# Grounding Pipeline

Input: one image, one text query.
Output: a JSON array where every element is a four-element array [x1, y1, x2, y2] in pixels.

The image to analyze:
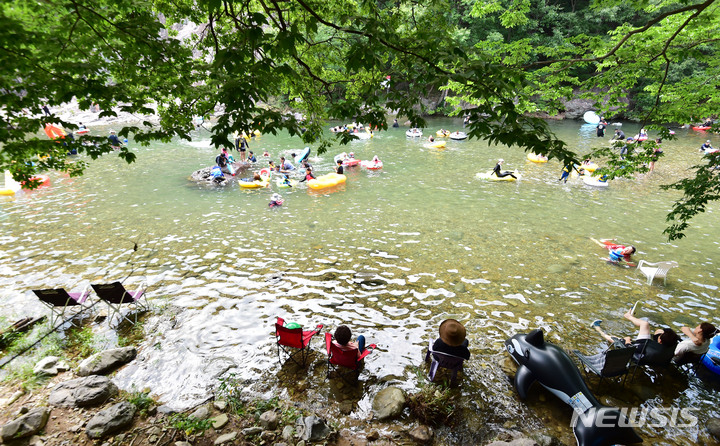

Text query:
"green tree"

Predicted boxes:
[[1, 0, 718, 239]]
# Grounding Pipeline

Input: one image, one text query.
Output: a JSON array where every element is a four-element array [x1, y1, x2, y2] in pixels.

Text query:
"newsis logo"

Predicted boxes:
[[570, 407, 698, 428]]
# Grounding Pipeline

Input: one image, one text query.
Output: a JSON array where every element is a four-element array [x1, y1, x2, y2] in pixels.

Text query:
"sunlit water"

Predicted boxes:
[[1, 119, 719, 444]]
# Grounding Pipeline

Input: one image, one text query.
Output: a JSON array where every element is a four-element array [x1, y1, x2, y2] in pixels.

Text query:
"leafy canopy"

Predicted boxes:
[[1, 0, 719, 239]]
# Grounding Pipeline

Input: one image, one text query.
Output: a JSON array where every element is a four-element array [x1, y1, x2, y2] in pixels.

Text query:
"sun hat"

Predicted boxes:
[[498, 158, 504, 162], [707, 140, 712, 143], [439, 319, 466, 347]]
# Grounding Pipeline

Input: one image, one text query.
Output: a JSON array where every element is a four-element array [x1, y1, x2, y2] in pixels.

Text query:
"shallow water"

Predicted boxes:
[[1, 119, 719, 444]]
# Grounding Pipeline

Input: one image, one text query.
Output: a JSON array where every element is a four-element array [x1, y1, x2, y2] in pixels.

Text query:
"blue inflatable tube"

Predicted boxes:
[[297, 146, 311, 164], [701, 336, 720, 375]]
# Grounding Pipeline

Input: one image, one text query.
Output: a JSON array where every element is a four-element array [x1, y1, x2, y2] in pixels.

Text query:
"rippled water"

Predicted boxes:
[[1, 119, 719, 444]]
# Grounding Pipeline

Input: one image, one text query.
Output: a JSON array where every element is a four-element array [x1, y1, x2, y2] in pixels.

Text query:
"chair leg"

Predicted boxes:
[[428, 360, 439, 382]]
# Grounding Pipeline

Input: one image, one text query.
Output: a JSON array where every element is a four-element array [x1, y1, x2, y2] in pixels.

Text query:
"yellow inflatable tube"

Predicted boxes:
[[308, 173, 346, 190], [527, 153, 548, 163]]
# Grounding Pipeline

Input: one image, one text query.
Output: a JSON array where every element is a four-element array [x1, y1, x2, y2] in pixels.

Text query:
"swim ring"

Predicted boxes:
[[21, 175, 50, 189], [583, 111, 600, 125], [582, 175, 609, 187], [308, 173, 346, 190], [76, 128, 90, 135], [692, 126, 711, 131], [701, 336, 720, 376], [476, 170, 519, 182], [238, 178, 269, 189], [436, 130, 450, 137], [527, 153, 548, 163], [44, 124, 66, 140], [581, 162, 599, 172], [360, 160, 383, 170], [406, 129, 423, 137], [449, 132, 467, 140], [430, 141, 447, 149], [297, 147, 311, 164], [259, 168, 271, 179]]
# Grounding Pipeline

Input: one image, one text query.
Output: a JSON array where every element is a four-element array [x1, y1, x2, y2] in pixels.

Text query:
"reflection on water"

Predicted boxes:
[[1, 119, 719, 444]]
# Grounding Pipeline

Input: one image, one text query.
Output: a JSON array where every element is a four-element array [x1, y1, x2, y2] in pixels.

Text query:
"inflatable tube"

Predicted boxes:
[[1, 171, 21, 196], [505, 330, 642, 446], [297, 147, 311, 164], [449, 132, 467, 140], [527, 153, 548, 163], [308, 173, 346, 190], [435, 130, 450, 137], [406, 129, 423, 137], [636, 136, 648, 141], [21, 174, 50, 189], [259, 168, 271, 179], [580, 162, 598, 172], [700, 336, 720, 376], [276, 178, 298, 188], [353, 131, 372, 140], [43, 124, 66, 140], [692, 126, 711, 131], [430, 141, 447, 149], [583, 111, 600, 125], [476, 170, 519, 181], [582, 175, 609, 187], [360, 160, 383, 170], [343, 158, 361, 167], [238, 178, 269, 189], [76, 128, 89, 135]]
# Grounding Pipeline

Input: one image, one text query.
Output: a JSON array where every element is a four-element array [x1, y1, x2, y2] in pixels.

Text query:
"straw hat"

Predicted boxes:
[[439, 319, 466, 347]]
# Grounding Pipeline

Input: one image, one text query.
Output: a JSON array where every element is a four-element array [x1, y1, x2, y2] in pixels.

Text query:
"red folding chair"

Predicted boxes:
[[274, 317, 323, 367], [325, 332, 376, 383]]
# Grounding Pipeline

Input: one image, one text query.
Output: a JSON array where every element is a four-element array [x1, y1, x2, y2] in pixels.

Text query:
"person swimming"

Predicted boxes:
[[492, 159, 517, 179]]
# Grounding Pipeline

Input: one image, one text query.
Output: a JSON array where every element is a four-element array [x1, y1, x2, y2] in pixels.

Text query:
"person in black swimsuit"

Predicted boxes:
[[492, 159, 517, 179]]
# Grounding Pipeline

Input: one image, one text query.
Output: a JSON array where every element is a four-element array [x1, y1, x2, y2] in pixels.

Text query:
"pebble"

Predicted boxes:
[[212, 413, 229, 430], [213, 400, 227, 411], [214, 431, 237, 444]]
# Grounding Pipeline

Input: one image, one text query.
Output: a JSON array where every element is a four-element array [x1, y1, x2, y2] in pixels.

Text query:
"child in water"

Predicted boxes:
[[591, 238, 636, 264], [269, 193, 283, 208]]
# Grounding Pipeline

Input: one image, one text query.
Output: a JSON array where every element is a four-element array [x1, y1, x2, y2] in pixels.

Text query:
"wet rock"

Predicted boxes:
[[0, 407, 50, 442], [85, 401, 136, 439], [708, 417, 720, 439], [48, 375, 118, 408], [242, 427, 262, 436], [33, 356, 69, 376], [408, 425, 433, 444], [454, 282, 467, 294], [338, 400, 354, 415], [215, 431, 238, 444], [296, 415, 332, 442], [213, 400, 227, 411], [189, 404, 210, 420], [77, 347, 137, 376], [372, 387, 406, 420], [191, 167, 231, 186], [259, 410, 279, 430], [212, 413, 229, 429]]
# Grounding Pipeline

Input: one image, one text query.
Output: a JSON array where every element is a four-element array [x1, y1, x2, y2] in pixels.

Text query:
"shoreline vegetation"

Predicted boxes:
[[0, 310, 544, 446]]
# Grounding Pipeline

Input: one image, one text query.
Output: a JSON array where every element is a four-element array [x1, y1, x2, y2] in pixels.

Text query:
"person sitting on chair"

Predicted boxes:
[[592, 308, 679, 364], [334, 325, 365, 355], [674, 322, 717, 363], [433, 319, 470, 360]]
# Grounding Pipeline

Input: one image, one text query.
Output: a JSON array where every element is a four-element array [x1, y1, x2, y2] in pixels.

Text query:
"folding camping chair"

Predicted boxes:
[[274, 317, 323, 367], [573, 345, 637, 389], [91, 281, 148, 326], [32, 286, 91, 327], [425, 339, 466, 383], [325, 332, 376, 384]]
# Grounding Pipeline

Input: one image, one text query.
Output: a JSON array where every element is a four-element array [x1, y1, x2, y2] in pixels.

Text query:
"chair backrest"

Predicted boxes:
[[432, 350, 465, 369], [275, 322, 304, 349], [32, 288, 78, 307], [91, 282, 133, 304], [655, 261, 678, 277], [601, 347, 636, 376], [326, 334, 361, 370], [634, 339, 676, 366]]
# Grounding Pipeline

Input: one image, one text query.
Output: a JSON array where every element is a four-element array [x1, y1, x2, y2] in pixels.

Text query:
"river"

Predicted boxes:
[[1, 119, 718, 445]]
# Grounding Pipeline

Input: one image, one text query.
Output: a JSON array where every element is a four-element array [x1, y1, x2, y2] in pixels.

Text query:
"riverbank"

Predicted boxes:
[[0, 312, 551, 446]]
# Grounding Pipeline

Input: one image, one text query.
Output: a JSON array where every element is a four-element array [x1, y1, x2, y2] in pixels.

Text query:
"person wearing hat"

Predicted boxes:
[[269, 193, 284, 208], [492, 159, 517, 179], [108, 130, 122, 148], [700, 140, 714, 152], [433, 319, 470, 360]]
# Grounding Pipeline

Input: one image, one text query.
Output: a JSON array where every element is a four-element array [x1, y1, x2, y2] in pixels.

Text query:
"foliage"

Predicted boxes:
[[166, 413, 213, 437], [117, 321, 145, 348], [1, 0, 719, 238], [126, 390, 156, 418], [216, 373, 248, 416], [407, 369, 456, 426], [65, 325, 98, 359]]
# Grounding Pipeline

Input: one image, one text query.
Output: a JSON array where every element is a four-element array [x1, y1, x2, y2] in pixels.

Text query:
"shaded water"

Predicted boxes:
[[1, 119, 719, 444]]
